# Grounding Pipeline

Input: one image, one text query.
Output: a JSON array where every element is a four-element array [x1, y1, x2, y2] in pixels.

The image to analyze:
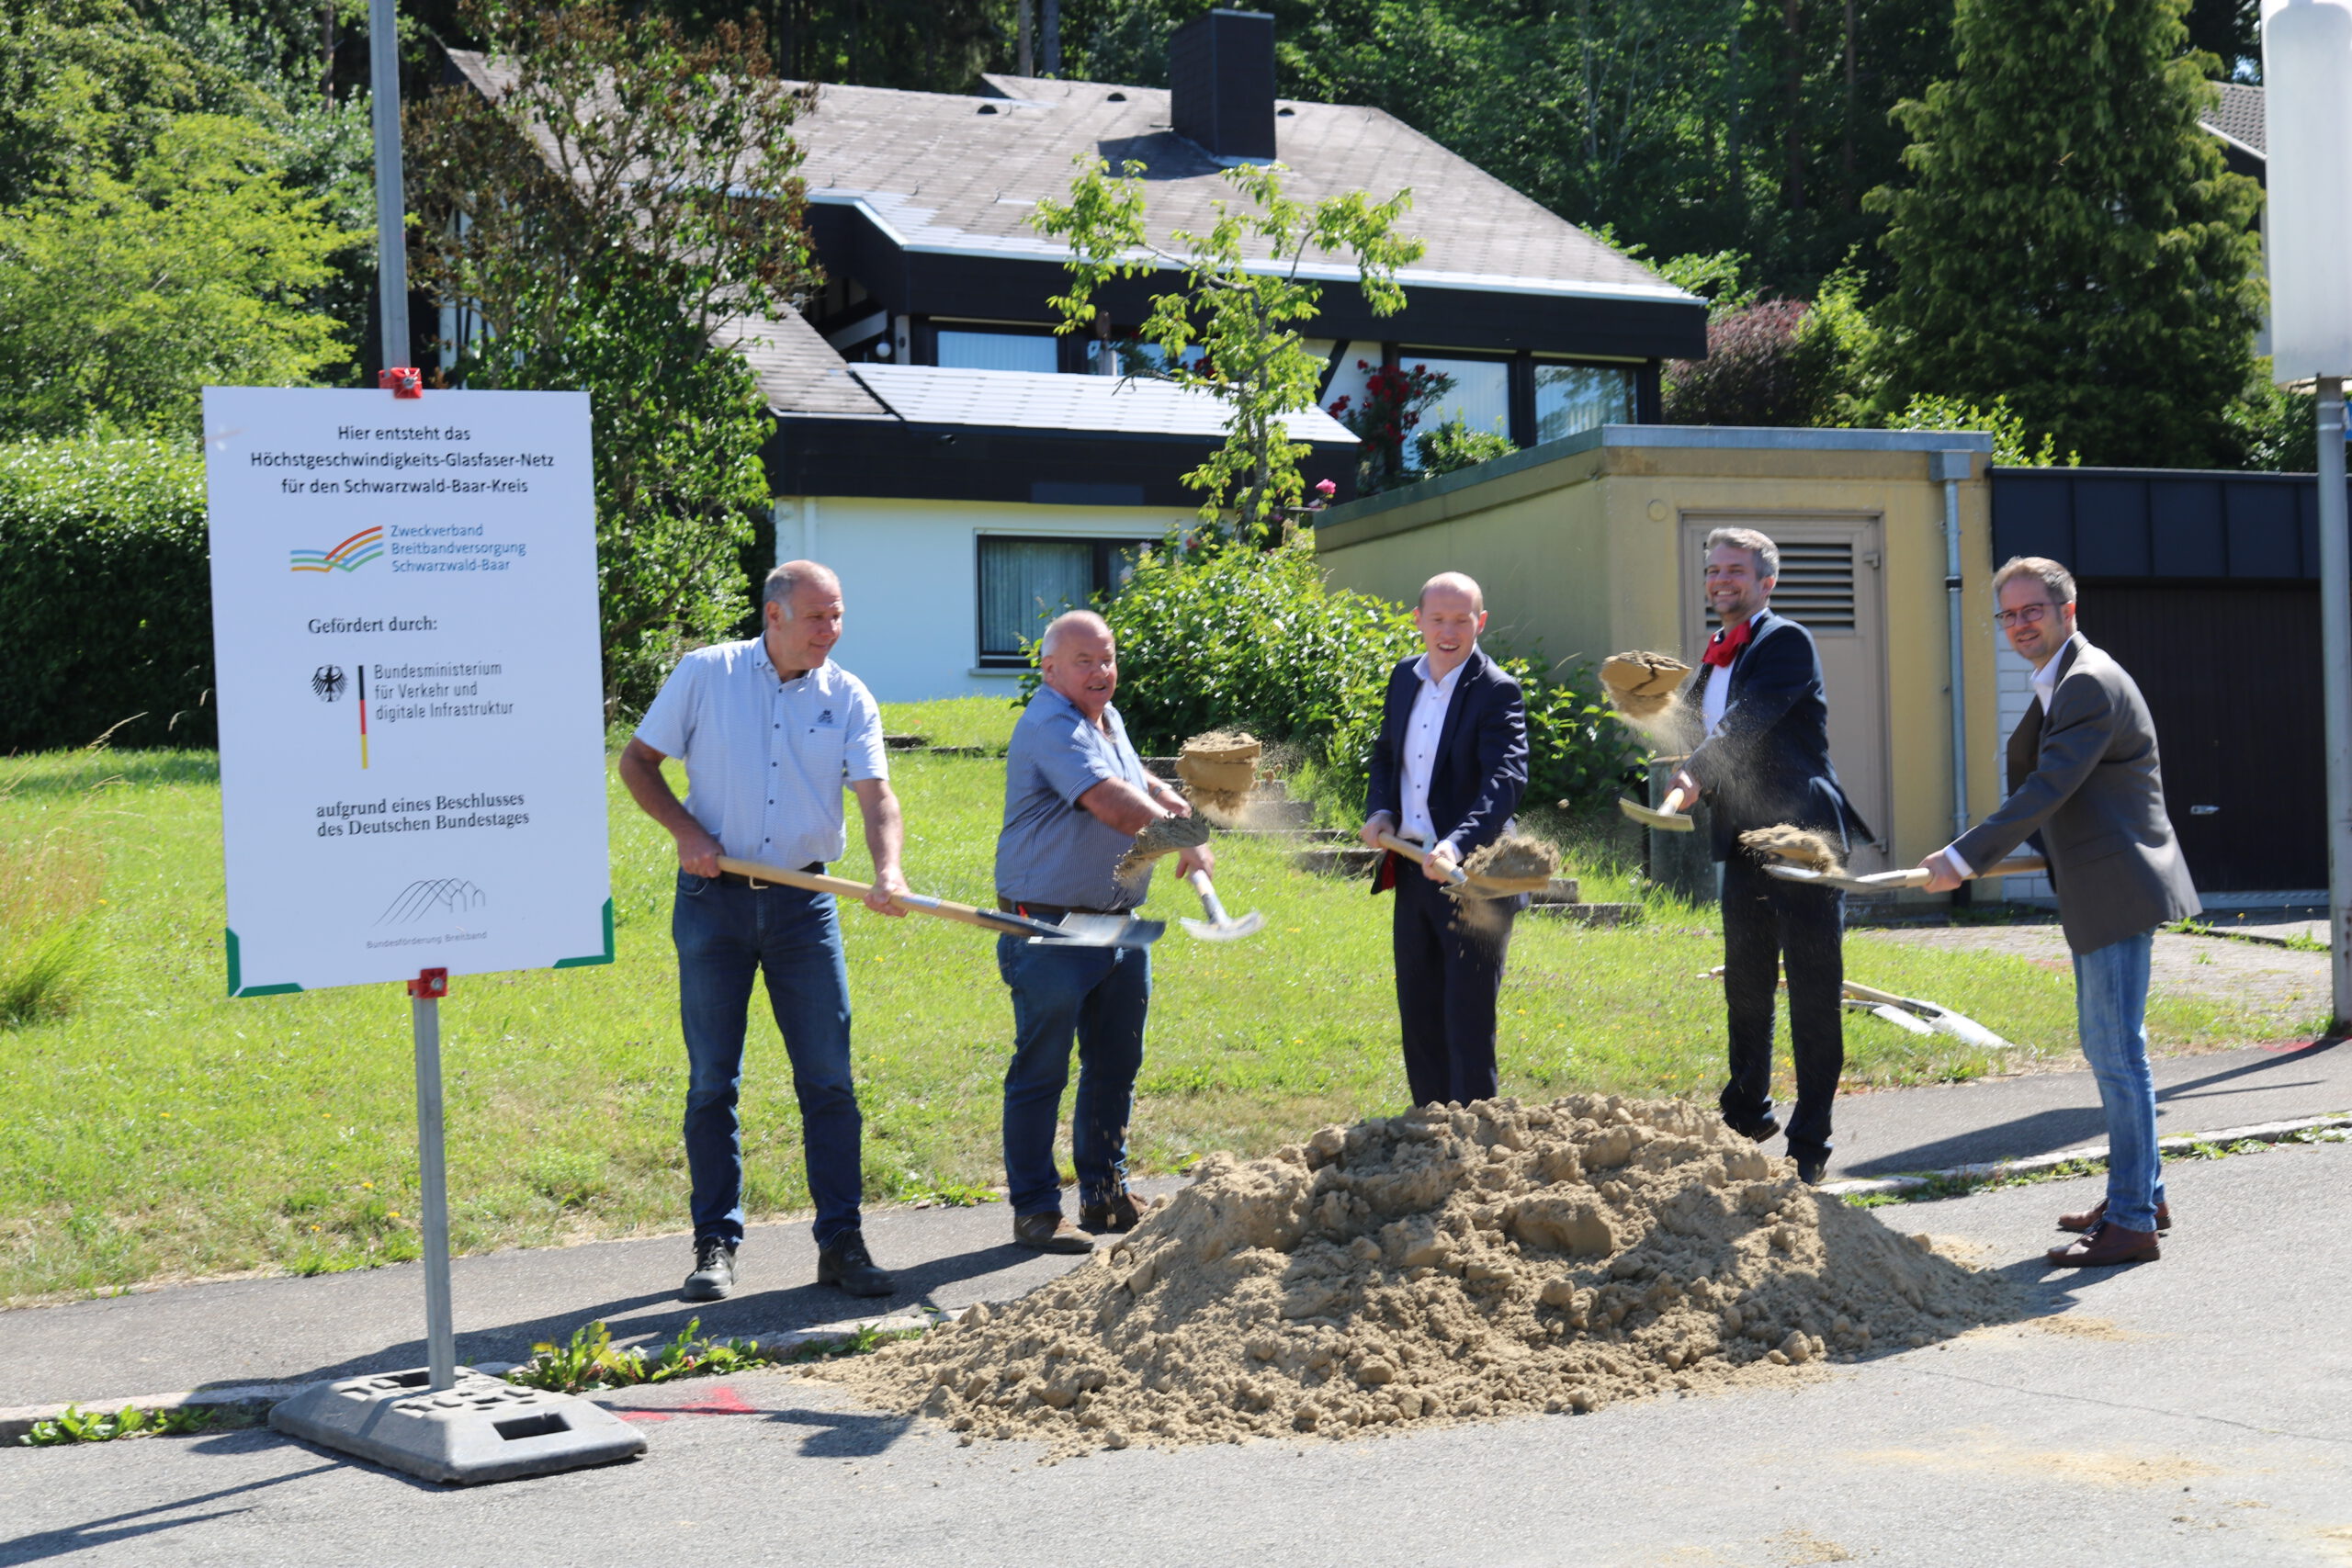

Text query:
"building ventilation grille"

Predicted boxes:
[[1772, 540, 1857, 631]]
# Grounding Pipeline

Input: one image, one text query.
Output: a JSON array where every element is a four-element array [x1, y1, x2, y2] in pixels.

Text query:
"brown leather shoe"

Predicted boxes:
[[2056, 1198, 2171, 1234], [1012, 1211, 1096, 1254], [2045, 1222, 2160, 1267], [1080, 1189, 1155, 1233]]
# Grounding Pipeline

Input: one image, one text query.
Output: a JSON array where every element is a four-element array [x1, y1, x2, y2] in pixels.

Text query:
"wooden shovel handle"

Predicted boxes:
[[1659, 784, 1690, 816], [714, 855, 1014, 935], [1376, 831, 1468, 885]]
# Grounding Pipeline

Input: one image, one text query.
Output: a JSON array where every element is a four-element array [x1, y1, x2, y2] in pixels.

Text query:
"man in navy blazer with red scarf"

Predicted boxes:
[[1359, 572, 1530, 1107], [1669, 527, 1869, 1183]]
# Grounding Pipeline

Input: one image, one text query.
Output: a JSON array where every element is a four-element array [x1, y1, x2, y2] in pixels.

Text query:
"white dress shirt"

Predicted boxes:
[[1399, 652, 1469, 846], [1941, 653, 2064, 879], [1702, 660, 1731, 737]]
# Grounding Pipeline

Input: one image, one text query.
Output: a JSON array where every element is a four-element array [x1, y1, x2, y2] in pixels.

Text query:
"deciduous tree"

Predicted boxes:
[[1033, 155, 1420, 541], [406, 1, 819, 716]]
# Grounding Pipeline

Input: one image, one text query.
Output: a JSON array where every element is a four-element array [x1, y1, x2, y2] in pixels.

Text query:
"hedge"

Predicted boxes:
[[0, 436, 215, 752]]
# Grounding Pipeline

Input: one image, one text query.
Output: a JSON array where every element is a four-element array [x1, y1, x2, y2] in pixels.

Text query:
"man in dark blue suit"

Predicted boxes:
[[1668, 528, 1869, 1183], [1358, 572, 1530, 1107]]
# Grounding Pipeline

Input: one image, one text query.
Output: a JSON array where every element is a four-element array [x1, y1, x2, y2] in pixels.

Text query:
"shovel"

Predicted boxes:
[[1762, 855, 2048, 895], [714, 856, 1163, 949], [1180, 868, 1264, 942], [1618, 783, 1694, 833]]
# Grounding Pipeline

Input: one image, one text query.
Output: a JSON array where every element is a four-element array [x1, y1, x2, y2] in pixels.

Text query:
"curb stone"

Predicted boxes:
[[1816, 1111, 2352, 1200], [0, 1311, 940, 1444]]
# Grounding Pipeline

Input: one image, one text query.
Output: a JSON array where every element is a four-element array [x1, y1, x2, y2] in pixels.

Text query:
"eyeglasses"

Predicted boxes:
[[1993, 602, 2058, 629]]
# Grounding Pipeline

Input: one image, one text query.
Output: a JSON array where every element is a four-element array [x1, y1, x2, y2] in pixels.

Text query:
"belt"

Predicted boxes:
[[998, 896, 1130, 919], [711, 863, 823, 887]]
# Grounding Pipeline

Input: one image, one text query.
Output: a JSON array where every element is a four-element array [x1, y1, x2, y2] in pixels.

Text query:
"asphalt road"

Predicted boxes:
[[6, 1138, 2347, 1567], [4, 1039, 2346, 1410]]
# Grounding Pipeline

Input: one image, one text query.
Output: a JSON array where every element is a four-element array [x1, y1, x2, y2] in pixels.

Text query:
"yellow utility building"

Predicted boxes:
[[1314, 426, 2007, 887]]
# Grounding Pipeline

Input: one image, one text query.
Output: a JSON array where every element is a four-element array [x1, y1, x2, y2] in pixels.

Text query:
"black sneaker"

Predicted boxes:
[[683, 1235, 737, 1302], [1794, 1152, 1828, 1186], [816, 1229, 896, 1298]]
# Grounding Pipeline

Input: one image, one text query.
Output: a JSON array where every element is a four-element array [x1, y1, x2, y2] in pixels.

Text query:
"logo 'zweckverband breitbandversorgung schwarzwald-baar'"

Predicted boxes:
[[290, 525, 385, 573]]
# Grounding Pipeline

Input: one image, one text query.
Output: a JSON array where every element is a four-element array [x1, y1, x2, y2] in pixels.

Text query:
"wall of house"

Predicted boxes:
[[775, 495, 1194, 703], [1313, 432, 2003, 894]]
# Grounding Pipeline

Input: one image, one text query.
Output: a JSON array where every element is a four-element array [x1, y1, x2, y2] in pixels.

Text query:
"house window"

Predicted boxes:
[[1534, 362, 1635, 444], [977, 536, 1152, 665], [937, 329, 1057, 374], [1397, 354, 1512, 466]]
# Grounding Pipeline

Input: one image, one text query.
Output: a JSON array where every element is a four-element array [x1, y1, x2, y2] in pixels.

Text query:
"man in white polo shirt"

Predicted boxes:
[[618, 559, 911, 1303]]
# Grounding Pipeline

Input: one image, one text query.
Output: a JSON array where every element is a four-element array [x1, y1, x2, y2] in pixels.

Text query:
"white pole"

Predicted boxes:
[[2316, 378, 2351, 1029], [410, 976, 458, 1392], [368, 0, 409, 371]]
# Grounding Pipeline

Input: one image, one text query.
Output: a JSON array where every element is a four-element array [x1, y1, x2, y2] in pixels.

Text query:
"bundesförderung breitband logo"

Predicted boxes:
[[290, 525, 385, 573]]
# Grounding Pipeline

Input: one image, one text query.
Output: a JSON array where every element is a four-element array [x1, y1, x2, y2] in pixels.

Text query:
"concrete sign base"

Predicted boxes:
[[270, 1367, 645, 1484]]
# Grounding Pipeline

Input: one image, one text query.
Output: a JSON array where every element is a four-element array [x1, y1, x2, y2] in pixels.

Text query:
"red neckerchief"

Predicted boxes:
[[1702, 617, 1755, 670]]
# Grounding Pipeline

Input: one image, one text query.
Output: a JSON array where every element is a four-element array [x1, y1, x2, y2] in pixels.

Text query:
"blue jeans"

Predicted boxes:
[[2074, 928, 2164, 1232], [996, 933, 1149, 1218], [673, 873, 863, 1249]]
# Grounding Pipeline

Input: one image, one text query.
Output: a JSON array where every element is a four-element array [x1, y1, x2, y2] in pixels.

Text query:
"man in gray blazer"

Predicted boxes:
[[1921, 556, 2199, 1268]]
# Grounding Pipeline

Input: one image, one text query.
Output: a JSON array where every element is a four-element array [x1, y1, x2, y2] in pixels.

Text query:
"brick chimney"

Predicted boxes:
[[1169, 9, 1277, 163]]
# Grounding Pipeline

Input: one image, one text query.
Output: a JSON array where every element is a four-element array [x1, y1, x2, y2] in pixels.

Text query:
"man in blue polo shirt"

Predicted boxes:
[[619, 559, 910, 1302], [995, 610, 1210, 1253]]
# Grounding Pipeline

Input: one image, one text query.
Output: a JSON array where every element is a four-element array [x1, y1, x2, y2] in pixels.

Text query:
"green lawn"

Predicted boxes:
[[0, 703, 2292, 1301]]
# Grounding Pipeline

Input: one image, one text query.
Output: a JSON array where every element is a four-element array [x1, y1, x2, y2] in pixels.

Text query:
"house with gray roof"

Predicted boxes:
[[449, 8, 1703, 699]]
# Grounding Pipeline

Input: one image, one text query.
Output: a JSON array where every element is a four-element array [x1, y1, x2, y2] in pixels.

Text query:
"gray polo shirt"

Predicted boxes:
[[634, 639, 888, 867], [995, 685, 1155, 910]]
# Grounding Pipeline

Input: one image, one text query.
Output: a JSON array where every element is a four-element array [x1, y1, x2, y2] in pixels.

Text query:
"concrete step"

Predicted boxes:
[[1295, 845, 1381, 878], [1237, 798, 1316, 829], [1525, 902, 1641, 927]]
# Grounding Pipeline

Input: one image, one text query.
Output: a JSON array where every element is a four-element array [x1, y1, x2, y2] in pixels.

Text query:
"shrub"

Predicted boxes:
[[1663, 299, 1835, 427], [1894, 394, 2075, 468], [0, 435, 213, 751], [1038, 536, 1633, 821]]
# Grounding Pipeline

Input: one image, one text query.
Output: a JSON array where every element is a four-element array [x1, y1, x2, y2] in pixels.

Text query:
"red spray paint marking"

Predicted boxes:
[[608, 1383, 761, 1424]]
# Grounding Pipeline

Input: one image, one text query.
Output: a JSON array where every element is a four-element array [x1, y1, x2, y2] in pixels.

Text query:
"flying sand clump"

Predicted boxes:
[[1738, 824, 1846, 877], [808, 1097, 2020, 1458], [1452, 834, 1562, 897], [1175, 730, 1262, 828]]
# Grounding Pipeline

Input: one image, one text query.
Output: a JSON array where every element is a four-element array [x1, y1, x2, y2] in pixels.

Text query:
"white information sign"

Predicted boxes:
[[204, 387, 611, 995]]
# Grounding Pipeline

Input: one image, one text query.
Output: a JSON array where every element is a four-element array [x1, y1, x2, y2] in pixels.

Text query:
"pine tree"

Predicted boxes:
[[1866, 0, 2263, 467]]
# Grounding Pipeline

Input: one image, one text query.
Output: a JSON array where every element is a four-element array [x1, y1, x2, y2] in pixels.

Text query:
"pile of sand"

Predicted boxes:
[[1739, 824, 1845, 876], [1455, 833, 1561, 896], [810, 1097, 2018, 1456]]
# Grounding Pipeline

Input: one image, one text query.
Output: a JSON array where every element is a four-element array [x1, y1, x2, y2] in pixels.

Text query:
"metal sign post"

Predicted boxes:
[[408, 968, 457, 1392], [2317, 380, 2352, 1031], [2258, 0, 2352, 1032], [250, 0, 642, 1483], [368, 0, 409, 373]]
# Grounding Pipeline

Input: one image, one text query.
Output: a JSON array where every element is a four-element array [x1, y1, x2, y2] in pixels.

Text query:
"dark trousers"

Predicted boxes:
[[995, 933, 1150, 1219], [673, 873, 863, 1249], [1719, 852, 1845, 1159], [1393, 869, 1517, 1107]]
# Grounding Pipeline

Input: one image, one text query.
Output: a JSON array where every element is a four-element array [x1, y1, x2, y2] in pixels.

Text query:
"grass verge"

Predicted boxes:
[[0, 702, 2294, 1301]]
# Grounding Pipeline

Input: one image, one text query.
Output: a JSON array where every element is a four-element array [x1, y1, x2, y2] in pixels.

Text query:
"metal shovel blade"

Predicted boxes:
[[1028, 913, 1165, 949], [1617, 795, 1694, 832], [1180, 908, 1266, 942], [1765, 863, 1893, 895]]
